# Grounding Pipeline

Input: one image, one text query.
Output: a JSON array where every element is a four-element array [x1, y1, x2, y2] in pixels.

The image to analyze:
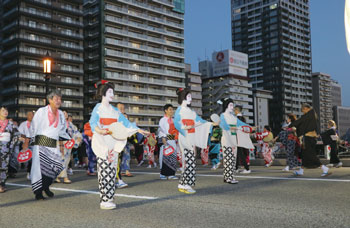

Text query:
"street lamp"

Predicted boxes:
[[43, 51, 52, 105]]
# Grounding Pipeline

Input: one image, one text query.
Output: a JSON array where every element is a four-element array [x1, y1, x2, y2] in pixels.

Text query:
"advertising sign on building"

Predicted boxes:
[[212, 49, 248, 77]]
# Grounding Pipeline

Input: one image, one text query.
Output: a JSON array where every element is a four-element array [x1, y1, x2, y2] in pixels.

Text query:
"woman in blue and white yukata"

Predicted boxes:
[[89, 81, 149, 210], [219, 98, 254, 184], [174, 88, 214, 194]]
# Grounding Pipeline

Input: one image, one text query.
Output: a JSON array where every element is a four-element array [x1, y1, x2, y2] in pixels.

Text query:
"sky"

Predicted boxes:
[[184, 0, 350, 106]]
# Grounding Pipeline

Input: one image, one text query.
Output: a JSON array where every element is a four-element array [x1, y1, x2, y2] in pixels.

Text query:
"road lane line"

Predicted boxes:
[[130, 171, 350, 183], [6, 183, 158, 200]]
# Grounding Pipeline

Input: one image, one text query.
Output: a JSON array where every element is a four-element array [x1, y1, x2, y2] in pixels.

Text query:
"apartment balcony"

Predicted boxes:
[[105, 16, 184, 41], [105, 61, 184, 79], [105, 4, 184, 29], [105, 27, 183, 49], [105, 73, 185, 88], [114, 97, 177, 107], [117, 0, 184, 20], [105, 38, 184, 58], [126, 109, 164, 117], [114, 85, 177, 97], [105, 49, 185, 68]]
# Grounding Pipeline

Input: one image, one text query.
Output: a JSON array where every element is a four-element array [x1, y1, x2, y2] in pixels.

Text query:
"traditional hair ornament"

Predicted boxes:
[[94, 80, 109, 88], [178, 88, 184, 92], [217, 100, 223, 105]]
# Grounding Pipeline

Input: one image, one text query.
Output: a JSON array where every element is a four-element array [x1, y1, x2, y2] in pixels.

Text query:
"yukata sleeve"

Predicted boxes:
[[174, 107, 185, 136], [158, 118, 167, 138], [195, 113, 207, 125], [219, 114, 230, 131], [59, 112, 71, 141], [28, 108, 42, 138], [89, 104, 100, 133], [113, 107, 139, 129]]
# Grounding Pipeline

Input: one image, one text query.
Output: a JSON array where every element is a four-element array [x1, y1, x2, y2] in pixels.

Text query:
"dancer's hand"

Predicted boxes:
[[138, 129, 150, 136], [184, 125, 194, 130], [162, 137, 167, 145], [212, 122, 219, 126], [96, 128, 109, 135], [230, 126, 237, 131]]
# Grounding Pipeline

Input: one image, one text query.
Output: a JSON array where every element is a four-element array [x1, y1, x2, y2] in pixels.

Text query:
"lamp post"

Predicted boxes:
[[43, 51, 52, 105]]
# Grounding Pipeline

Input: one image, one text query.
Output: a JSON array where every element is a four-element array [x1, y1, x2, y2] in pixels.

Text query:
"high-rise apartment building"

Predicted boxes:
[[0, 0, 84, 127], [84, 0, 185, 128], [331, 79, 342, 107], [312, 72, 332, 132], [231, 0, 312, 130], [185, 64, 202, 116]]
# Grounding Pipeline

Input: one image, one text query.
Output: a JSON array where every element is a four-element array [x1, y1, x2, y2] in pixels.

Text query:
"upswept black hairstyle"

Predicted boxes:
[[218, 98, 234, 113], [163, 104, 174, 112], [176, 88, 190, 105], [95, 81, 115, 100]]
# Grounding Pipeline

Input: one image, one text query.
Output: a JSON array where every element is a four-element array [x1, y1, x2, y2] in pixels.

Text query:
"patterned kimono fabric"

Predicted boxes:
[[83, 134, 96, 174], [174, 105, 211, 188], [8, 137, 21, 175], [200, 146, 209, 165], [30, 106, 70, 195], [0, 120, 18, 187], [220, 113, 239, 182], [158, 115, 178, 176], [220, 112, 254, 182], [121, 143, 131, 172], [278, 130, 300, 169], [144, 134, 156, 166], [90, 103, 138, 203], [209, 126, 222, 166]]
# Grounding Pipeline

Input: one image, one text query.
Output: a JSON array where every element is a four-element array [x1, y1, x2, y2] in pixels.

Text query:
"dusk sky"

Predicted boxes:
[[184, 0, 350, 106]]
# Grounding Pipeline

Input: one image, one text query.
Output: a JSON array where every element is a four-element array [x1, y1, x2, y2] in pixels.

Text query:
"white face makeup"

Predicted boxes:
[[227, 102, 234, 113], [186, 93, 192, 105], [105, 88, 114, 102]]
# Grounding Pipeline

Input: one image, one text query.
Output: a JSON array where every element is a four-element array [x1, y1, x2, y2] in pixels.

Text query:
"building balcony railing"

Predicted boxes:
[[117, 0, 184, 20], [105, 49, 184, 68], [61, 103, 84, 108], [105, 38, 184, 58], [105, 61, 184, 78], [114, 97, 177, 106], [105, 26, 183, 49], [126, 109, 164, 116], [105, 72, 184, 88], [19, 86, 45, 93], [105, 3, 184, 29], [105, 15, 184, 40], [114, 85, 176, 97]]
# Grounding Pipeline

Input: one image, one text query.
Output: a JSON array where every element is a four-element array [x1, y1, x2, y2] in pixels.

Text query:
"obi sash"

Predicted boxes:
[[229, 124, 237, 136], [182, 119, 195, 133], [100, 118, 117, 126]]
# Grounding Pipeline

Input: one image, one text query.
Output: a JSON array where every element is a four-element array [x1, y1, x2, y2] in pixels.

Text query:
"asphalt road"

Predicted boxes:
[[1, 165, 350, 228]]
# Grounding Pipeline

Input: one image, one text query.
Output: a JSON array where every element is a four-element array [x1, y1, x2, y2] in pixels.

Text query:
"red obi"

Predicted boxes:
[[182, 119, 195, 133], [100, 118, 117, 125]]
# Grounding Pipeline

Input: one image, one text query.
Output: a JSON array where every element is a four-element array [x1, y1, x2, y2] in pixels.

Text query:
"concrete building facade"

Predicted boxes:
[[312, 72, 333, 133]]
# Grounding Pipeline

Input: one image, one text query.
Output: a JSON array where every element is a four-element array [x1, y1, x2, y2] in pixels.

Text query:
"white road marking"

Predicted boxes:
[[6, 183, 158, 200], [131, 171, 350, 183]]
